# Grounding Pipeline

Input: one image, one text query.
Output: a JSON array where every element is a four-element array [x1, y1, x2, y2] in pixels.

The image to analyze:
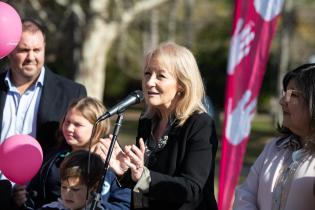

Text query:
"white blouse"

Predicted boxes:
[[233, 137, 315, 210]]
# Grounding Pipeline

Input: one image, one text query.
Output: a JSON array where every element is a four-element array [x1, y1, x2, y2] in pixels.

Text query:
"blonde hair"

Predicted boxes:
[[142, 42, 206, 125], [60, 97, 110, 146]]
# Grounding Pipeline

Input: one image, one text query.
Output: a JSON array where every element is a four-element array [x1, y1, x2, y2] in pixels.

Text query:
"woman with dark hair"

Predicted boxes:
[[233, 63, 315, 210]]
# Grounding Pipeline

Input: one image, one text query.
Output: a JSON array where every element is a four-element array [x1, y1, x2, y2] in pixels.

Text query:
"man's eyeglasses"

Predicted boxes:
[[281, 89, 303, 102]]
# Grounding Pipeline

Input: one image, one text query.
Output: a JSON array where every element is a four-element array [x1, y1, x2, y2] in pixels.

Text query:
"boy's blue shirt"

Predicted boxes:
[[38, 198, 106, 210]]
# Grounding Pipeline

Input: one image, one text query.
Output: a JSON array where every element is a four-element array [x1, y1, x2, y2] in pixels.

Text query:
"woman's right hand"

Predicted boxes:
[[93, 135, 129, 176]]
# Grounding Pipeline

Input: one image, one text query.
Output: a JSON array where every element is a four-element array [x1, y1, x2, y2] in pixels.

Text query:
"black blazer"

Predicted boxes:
[[131, 112, 218, 210], [0, 67, 87, 155]]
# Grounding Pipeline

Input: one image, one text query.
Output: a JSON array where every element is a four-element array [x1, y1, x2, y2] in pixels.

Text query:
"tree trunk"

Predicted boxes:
[[184, 0, 195, 48], [168, 0, 180, 42], [150, 9, 159, 49], [75, 19, 118, 99], [75, 0, 173, 99]]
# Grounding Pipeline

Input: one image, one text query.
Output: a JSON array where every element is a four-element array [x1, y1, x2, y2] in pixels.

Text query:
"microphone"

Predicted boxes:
[[0, 180, 12, 209], [96, 90, 144, 123]]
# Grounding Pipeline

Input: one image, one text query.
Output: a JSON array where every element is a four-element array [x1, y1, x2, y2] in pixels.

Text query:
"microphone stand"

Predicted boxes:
[[90, 113, 124, 210]]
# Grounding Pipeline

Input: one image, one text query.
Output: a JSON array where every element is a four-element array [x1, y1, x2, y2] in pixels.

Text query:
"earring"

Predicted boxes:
[[177, 91, 182, 96]]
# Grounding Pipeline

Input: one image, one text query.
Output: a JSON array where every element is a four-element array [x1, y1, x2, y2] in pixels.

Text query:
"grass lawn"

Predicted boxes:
[[114, 110, 277, 197]]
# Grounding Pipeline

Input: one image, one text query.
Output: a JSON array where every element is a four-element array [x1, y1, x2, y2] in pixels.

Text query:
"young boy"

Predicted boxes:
[[39, 150, 113, 210]]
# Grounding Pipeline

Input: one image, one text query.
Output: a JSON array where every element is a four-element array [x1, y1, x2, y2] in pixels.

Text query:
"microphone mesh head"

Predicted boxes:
[[133, 90, 144, 102]]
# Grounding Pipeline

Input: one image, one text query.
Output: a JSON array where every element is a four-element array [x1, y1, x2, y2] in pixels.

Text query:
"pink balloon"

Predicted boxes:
[[0, 135, 43, 184], [0, 2, 22, 59]]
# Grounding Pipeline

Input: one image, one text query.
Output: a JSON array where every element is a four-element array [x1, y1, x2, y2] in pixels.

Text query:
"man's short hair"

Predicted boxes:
[[22, 19, 46, 40]]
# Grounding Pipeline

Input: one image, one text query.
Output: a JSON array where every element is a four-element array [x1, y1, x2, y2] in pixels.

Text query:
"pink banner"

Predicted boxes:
[[218, 0, 284, 210]]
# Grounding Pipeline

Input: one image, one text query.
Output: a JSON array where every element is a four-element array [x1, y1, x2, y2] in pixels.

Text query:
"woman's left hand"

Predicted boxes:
[[92, 135, 129, 176], [124, 138, 146, 182]]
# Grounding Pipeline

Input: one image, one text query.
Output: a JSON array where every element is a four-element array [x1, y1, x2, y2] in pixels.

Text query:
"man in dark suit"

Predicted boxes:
[[0, 19, 87, 157], [0, 19, 87, 208]]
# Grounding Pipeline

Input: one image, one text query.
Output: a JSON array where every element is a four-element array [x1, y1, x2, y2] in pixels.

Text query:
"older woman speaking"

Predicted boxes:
[[100, 42, 218, 210]]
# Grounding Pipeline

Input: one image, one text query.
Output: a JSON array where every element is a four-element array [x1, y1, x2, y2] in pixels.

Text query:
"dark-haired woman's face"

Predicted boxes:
[[279, 79, 313, 138]]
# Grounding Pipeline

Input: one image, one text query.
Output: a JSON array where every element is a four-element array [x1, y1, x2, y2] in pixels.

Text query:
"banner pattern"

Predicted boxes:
[[218, 0, 284, 209]]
